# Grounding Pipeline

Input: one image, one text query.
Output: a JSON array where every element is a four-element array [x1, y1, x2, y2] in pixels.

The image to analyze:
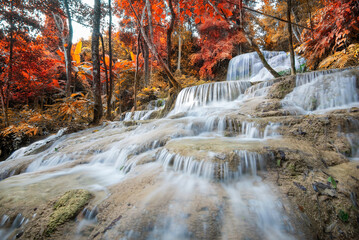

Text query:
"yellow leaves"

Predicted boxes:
[[1, 123, 39, 138], [74, 41, 82, 55], [114, 59, 135, 71], [51, 92, 92, 122], [142, 87, 151, 93], [318, 44, 359, 70], [28, 113, 52, 123], [70, 92, 85, 98], [130, 52, 136, 61], [72, 41, 82, 64], [105, 55, 110, 67]]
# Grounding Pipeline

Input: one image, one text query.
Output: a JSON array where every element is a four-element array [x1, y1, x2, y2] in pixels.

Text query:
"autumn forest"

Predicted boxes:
[[0, 0, 359, 239]]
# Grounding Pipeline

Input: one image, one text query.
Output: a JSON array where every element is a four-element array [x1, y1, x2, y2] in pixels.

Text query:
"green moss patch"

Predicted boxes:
[[45, 189, 93, 236]]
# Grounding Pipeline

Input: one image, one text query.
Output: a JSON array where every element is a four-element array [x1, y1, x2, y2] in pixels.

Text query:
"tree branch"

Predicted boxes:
[[127, 0, 181, 90], [225, 0, 313, 31]]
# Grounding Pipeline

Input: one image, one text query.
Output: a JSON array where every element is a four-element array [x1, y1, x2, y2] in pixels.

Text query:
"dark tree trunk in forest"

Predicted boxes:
[[100, 34, 109, 96], [107, 0, 113, 120], [2, 0, 14, 126], [287, 0, 296, 75], [145, 0, 154, 42], [177, 2, 181, 73], [64, 0, 73, 96], [166, 0, 176, 72], [0, 83, 8, 127], [127, 1, 181, 90], [142, 37, 150, 85], [134, 32, 141, 111], [92, 0, 103, 124]]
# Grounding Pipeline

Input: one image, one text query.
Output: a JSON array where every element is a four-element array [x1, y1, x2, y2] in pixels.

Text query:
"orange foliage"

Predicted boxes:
[[301, 0, 359, 68]]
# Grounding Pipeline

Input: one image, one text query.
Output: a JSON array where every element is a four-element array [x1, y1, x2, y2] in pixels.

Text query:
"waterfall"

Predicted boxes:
[[157, 149, 267, 182], [4, 51, 358, 240], [0, 214, 28, 240], [123, 99, 165, 121], [240, 80, 275, 100], [282, 68, 359, 113], [226, 51, 305, 82], [171, 80, 251, 114]]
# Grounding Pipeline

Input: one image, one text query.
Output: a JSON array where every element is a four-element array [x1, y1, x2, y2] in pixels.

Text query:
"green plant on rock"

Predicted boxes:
[[278, 69, 291, 76], [328, 176, 337, 189], [45, 189, 93, 236], [338, 209, 349, 223], [298, 63, 307, 73]]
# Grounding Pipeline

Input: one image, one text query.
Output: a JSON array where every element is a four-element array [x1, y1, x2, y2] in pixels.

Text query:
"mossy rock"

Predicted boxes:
[[268, 76, 295, 99], [45, 189, 93, 236]]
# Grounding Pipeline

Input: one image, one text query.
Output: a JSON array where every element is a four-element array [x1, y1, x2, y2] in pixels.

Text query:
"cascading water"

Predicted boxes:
[[123, 99, 165, 121], [282, 68, 359, 113], [226, 51, 305, 82], [3, 52, 359, 239], [170, 81, 251, 115]]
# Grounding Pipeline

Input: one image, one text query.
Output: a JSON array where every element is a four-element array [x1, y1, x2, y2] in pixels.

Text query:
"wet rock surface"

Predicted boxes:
[[1, 67, 359, 239]]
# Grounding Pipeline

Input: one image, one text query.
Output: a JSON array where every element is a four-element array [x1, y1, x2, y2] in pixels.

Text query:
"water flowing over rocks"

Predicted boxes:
[[1, 53, 359, 239], [226, 51, 305, 82]]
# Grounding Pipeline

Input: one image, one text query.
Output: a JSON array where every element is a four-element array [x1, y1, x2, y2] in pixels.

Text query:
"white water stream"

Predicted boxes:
[[1, 53, 359, 239], [226, 51, 305, 82]]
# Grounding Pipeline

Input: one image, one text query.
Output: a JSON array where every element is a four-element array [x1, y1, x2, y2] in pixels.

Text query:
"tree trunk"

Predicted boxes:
[[0, 83, 9, 127], [287, 0, 296, 75], [92, 0, 103, 124], [134, 32, 141, 111], [306, 0, 314, 38], [64, 0, 73, 97], [176, 0, 181, 73], [291, 9, 302, 43], [127, 1, 181, 90], [166, 0, 176, 72], [107, 0, 113, 120], [145, 0, 154, 42], [51, 12, 69, 94], [3, 0, 14, 127], [177, 32, 182, 73], [100, 34, 109, 96], [142, 37, 150, 85], [117, 79, 122, 116]]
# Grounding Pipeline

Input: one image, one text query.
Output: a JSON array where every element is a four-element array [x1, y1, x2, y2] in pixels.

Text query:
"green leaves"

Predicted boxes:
[[328, 176, 337, 189], [338, 209, 349, 222]]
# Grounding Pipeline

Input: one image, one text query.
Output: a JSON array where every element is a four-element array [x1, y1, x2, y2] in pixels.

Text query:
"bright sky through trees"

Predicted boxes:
[[73, 0, 92, 41]]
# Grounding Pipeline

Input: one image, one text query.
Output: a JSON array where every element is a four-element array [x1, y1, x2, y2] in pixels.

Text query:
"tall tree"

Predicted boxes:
[[127, 0, 182, 90], [166, 0, 176, 72], [107, 0, 114, 120], [92, 0, 103, 124], [0, 0, 43, 126], [64, 0, 73, 96], [287, 0, 296, 75], [133, 32, 141, 111]]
